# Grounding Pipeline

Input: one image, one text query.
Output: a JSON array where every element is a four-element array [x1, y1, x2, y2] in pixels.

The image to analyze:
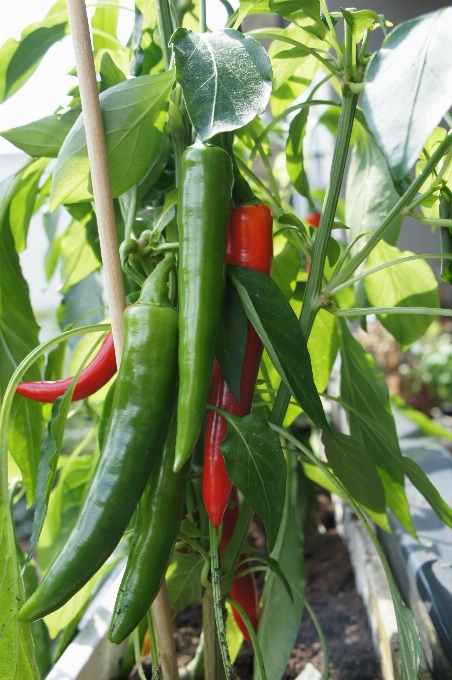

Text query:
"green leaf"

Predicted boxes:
[[268, 0, 327, 40], [92, 0, 118, 51], [255, 459, 306, 680], [1, 109, 79, 158], [166, 552, 204, 611], [345, 130, 402, 252], [0, 505, 38, 680], [215, 277, 248, 402], [170, 28, 272, 141], [322, 431, 387, 525], [272, 234, 300, 300], [286, 107, 310, 201], [218, 411, 286, 552], [25, 388, 75, 571], [99, 52, 126, 92], [229, 265, 331, 433], [401, 457, 452, 529], [9, 158, 49, 252], [50, 71, 174, 208], [363, 7, 452, 180], [0, 174, 42, 501], [0, 0, 68, 103], [341, 8, 385, 43], [306, 308, 339, 393], [338, 319, 415, 536], [60, 216, 102, 292], [364, 240, 439, 348], [391, 394, 452, 443], [252, 556, 293, 602]]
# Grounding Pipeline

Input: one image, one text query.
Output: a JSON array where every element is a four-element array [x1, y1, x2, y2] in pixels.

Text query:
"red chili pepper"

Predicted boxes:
[[220, 487, 259, 644], [203, 202, 273, 527], [16, 332, 117, 403], [305, 211, 321, 228]]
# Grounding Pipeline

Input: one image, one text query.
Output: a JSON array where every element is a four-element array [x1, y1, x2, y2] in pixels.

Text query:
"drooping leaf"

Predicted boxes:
[[364, 7, 452, 180], [269, 0, 327, 40], [338, 319, 416, 536], [92, 0, 118, 51], [99, 52, 126, 92], [345, 130, 402, 252], [9, 158, 50, 252], [322, 431, 387, 527], [215, 277, 248, 401], [229, 265, 331, 433], [1, 109, 79, 158], [341, 8, 387, 44], [219, 411, 286, 552], [0, 0, 68, 103], [50, 71, 175, 208], [401, 457, 452, 529], [255, 458, 306, 680], [170, 28, 272, 141], [166, 552, 204, 611], [60, 217, 102, 292], [286, 107, 310, 201], [307, 308, 339, 393], [364, 240, 439, 348]]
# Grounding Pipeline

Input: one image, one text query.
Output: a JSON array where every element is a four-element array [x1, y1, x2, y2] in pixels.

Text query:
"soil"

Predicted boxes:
[[129, 490, 382, 680]]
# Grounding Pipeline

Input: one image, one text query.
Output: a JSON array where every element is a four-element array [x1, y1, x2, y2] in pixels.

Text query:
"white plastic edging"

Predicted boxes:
[[46, 568, 127, 680]]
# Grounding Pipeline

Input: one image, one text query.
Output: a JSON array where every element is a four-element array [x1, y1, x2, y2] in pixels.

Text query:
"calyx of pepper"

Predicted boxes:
[[138, 252, 175, 307]]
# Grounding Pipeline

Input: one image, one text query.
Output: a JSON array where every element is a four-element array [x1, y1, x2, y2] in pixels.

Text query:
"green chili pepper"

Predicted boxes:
[[19, 255, 179, 623], [174, 142, 233, 472], [109, 398, 191, 644]]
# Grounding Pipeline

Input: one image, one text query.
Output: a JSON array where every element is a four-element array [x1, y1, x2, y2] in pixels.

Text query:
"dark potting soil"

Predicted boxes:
[[129, 490, 382, 680]]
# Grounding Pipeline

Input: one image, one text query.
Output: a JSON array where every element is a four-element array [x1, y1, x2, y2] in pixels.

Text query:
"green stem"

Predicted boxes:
[[235, 157, 284, 214], [302, 598, 330, 680], [318, 0, 343, 60], [227, 598, 267, 680], [147, 611, 160, 674], [124, 185, 138, 241], [156, 0, 173, 70], [199, 0, 206, 32], [133, 628, 147, 680], [332, 130, 452, 288], [404, 210, 452, 228], [209, 524, 236, 680], [270, 91, 358, 427]]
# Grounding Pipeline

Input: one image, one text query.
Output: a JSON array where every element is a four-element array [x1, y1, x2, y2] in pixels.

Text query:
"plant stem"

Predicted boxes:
[[332, 131, 452, 289], [332, 306, 452, 318], [156, 0, 173, 70], [199, 0, 206, 32], [302, 598, 330, 680], [209, 523, 236, 680], [150, 583, 179, 680], [270, 91, 358, 427], [202, 588, 227, 680], [227, 597, 267, 680], [147, 611, 160, 675]]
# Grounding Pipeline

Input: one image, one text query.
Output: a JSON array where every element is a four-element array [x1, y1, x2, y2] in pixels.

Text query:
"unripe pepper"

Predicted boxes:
[[174, 142, 233, 472], [203, 202, 273, 527], [109, 399, 191, 644], [19, 256, 179, 623], [220, 487, 259, 644]]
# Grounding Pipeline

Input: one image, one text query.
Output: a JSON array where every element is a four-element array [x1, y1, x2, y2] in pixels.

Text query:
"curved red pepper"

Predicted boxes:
[[305, 212, 321, 228], [203, 202, 273, 528], [16, 332, 117, 403], [220, 487, 259, 645]]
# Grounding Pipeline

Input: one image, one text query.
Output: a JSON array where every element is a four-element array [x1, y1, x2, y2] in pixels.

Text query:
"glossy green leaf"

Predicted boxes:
[[170, 28, 272, 141], [218, 411, 286, 552], [99, 52, 126, 92], [166, 552, 204, 611], [338, 319, 415, 536], [229, 265, 331, 433], [9, 158, 49, 252], [255, 459, 306, 680], [286, 107, 310, 200], [345, 130, 402, 252], [322, 431, 387, 525], [50, 71, 174, 208], [215, 277, 248, 401], [1, 109, 79, 158], [0, 175, 41, 502], [0, 0, 68, 103], [364, 8, 452, 179], [269, 0, 327, 40], [364, 240, 439, 348]]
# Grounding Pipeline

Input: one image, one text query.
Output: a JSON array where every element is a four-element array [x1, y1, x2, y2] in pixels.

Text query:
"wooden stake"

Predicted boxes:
[[151, 582, 180, 680], [67, 4, 179, 679], [66, 0, 126, 361]]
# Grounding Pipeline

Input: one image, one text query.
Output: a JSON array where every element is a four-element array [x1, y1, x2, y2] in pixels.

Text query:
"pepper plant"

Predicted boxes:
[[1, 1, 452, 679]]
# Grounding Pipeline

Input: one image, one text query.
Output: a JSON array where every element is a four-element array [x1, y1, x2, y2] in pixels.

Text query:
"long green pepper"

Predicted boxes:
[[109, 399, 191, 644], [19, 256, 179, 623], [174, 142, 233, 471]]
